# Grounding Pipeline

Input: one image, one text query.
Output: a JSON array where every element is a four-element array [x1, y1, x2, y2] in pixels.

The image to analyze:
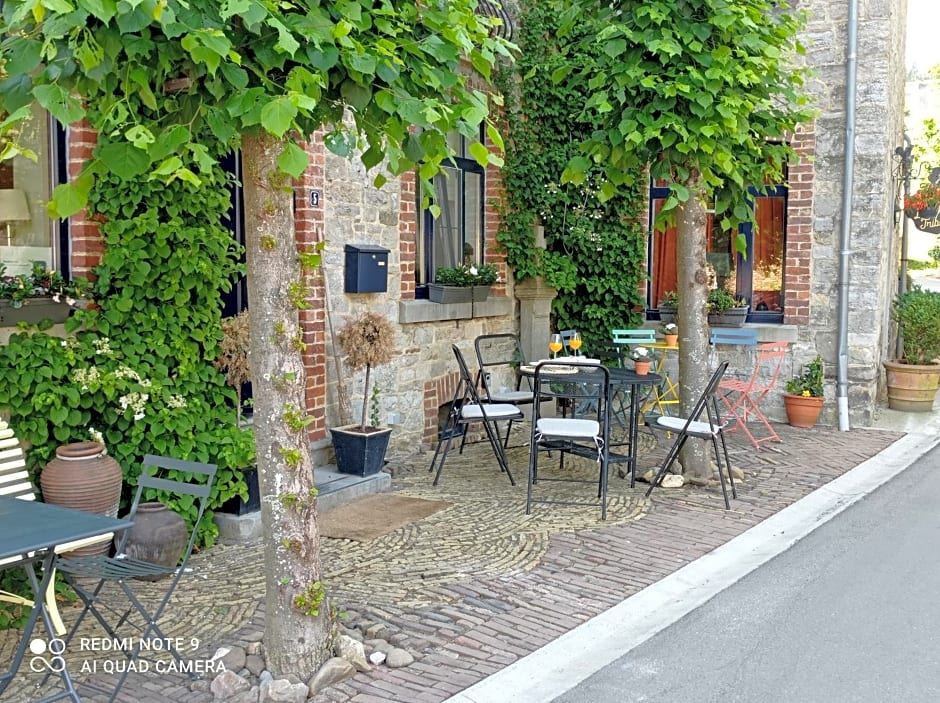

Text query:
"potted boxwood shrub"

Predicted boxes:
[[332, 311, 396, 475], [884, 286, 940, 411], [783, 355, 825, 428], [707, 288, 749, 327]]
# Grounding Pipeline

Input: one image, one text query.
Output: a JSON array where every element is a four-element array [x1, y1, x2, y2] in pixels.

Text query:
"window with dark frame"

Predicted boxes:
[[648, 178, 788, 324], [415, 130, 485, 298]]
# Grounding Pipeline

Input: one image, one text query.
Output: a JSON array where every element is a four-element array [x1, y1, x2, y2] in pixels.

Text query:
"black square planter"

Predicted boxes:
[[330, 425, 392, 476], [219, 466, 261, 515]]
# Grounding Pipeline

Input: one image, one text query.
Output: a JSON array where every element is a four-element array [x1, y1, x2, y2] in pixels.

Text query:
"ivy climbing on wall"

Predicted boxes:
[[495, 0, 650, 344], [0, 140, 253, 549]]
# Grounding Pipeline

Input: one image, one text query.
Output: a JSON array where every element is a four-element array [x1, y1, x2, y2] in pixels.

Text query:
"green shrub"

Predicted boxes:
[[786, 355, 824, 397], [894, 286, 940, 364], [707, 288, 742, 314]]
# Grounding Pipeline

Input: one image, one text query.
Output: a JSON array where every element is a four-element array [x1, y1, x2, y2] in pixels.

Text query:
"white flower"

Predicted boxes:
[[88, 427, 104, 444], [468, 266, 478, 277], [662, 323, 677, 333], [632, 346, 651, 360]]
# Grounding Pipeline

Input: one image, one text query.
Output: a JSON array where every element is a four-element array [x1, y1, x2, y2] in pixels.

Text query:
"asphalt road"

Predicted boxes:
[[552, 445, 940, 703]]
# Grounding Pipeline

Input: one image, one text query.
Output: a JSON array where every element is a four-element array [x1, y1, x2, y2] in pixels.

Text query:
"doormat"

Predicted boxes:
[[319, 494, 451, 542]]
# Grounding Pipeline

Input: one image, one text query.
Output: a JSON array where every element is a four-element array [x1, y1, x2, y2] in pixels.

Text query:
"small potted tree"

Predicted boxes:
[[213, 310, 260, 514], [783, 355, 824, 428], [331, 311, 396, 475], [884, 287, 940, 411]]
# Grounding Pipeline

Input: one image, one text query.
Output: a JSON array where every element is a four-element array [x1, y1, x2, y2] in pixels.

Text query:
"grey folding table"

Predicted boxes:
[[0, 496, 131, 702]]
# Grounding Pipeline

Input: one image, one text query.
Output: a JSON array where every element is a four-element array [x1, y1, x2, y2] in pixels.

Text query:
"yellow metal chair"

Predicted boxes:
[[642, 340, 681, 418]]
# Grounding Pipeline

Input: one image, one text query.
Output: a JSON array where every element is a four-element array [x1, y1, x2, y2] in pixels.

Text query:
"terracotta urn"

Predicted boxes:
[[119, 502, 188, 580], [40, 441, 123, 557]]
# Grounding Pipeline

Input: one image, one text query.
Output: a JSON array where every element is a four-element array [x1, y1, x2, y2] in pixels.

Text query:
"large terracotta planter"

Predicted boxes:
[[119, 502, 188, 580], [783, 393, 824, 428], [883, 359, 940, 412], [40, 441, 123, 557]]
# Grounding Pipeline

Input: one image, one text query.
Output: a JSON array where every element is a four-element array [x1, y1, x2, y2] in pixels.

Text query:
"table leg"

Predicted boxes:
[[0, 552, 81, 703], [629, 384, 639, 488]]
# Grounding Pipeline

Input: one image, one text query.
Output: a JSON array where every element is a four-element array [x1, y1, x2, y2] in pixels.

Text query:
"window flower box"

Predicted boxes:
[[428, 284, 473, 304], [0, 297, 71, 326]]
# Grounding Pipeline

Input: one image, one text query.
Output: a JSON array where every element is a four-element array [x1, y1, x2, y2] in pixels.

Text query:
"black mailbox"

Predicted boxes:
[[344, 244, 389, 293]]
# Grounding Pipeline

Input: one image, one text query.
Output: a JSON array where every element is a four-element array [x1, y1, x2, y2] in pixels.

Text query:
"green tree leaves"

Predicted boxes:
[[0, 0, 514, 211]]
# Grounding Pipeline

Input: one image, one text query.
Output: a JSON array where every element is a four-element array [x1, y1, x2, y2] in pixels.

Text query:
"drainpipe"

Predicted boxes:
[[836, 0, 859, 432], [895, 136, 913, 358]]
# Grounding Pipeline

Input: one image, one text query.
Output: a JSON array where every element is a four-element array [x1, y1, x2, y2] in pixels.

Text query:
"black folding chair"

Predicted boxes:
[[474, 333, 534, 447], [430, 345, 524, 486], [645, 362, 737, 508], [54, 455, 217, 701], [527, 361, 612, 519]]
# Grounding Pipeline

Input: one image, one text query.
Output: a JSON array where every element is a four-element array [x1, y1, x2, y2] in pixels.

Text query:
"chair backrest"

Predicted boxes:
[[475, 334, 526, 395], [452, 345, 487, 407], [709, 328, 758, 346], [122, 455, 218, 562], [737, 341, 790, 392], [0, 421, 34, 501], [612, 329, 656, 346], [682, 362, 730, 430], [531, 361, 611, 427]]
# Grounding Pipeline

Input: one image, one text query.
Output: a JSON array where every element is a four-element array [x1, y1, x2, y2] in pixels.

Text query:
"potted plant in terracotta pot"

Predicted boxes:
[[884, 286, 940, 411], [630, 345, 656, 375], [332, 311, 396, 475], [659, 322, 678, 347], [783, 355, 824, 428]]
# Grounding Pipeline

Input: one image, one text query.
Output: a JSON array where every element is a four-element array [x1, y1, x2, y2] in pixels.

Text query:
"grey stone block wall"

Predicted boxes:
[[799, 0, 906, 427]]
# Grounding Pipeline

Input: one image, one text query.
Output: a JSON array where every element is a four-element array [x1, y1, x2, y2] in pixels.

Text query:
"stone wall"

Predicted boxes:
[[797, 0, 907, 427], [316, 146, 516, 461]]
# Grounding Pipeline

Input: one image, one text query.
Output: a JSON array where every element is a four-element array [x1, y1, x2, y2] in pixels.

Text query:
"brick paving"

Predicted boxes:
[[0, 421, 904, 702]]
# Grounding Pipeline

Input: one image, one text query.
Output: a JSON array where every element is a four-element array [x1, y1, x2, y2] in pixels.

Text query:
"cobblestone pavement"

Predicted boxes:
[[1, 422, 903, 702]]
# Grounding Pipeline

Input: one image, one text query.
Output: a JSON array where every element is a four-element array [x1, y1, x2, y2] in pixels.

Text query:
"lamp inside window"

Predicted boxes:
[[0, 189, 31, 246]]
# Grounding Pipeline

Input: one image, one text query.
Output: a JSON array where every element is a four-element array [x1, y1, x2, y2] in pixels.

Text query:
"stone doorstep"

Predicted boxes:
[[213, 465, 391, 543]]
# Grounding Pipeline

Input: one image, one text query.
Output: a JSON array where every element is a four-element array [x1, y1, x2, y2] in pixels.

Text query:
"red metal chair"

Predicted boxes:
[[716, 341, 790, 449]]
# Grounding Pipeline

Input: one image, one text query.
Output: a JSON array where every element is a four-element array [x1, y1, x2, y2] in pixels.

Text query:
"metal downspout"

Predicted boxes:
[[896, 136, 913, 358], [836, 0, 859, 432]]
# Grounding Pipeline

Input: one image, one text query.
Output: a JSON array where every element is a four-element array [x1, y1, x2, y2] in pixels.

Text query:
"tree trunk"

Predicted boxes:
[[676, 170, 711, 482], [242, 132, 331, 677]]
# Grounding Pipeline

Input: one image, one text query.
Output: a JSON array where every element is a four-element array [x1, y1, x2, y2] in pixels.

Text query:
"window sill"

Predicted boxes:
[[398, 296, 513, 324]]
